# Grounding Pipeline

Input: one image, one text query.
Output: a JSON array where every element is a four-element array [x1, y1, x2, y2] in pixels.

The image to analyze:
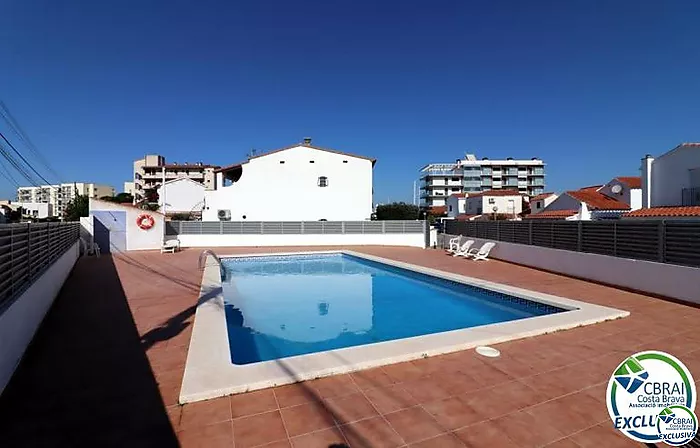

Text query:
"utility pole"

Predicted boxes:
[[413, 180, 416, 205]]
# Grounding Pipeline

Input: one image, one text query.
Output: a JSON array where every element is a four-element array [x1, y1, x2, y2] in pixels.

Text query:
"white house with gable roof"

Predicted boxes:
[[157, 177, 205, 216], [203, 138, 375, 221], [445, 193, 467, 218]]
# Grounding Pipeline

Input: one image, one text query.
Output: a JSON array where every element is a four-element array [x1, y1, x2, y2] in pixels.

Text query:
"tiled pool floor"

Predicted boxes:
[[1, 246, 699, 447]]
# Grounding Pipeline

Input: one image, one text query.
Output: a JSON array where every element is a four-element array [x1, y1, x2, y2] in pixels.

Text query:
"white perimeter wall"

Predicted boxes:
[[446, 235, 700, 305], [90, 199, 165, 251], [176, 233, 426, 248], [203, 146, 373, 221], [0, 241, 79, 395]]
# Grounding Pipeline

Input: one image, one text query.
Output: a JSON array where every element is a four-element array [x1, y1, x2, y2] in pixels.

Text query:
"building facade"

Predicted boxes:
[[536, 182, 634, 220], [16, 183, 115, 217], [463, 190, 524, 218], [529, 193, 558, 215], [445, 193, 467, 218], [123, 181, 135, 196], [132, 154, 218, 204], [640, 143, 700, 208], [420, 154, 545, 208], [203, 139, 374, 221], [157, 178, 206, 216]]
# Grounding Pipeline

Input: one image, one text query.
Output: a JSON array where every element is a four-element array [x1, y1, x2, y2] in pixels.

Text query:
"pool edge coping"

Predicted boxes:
[[179, 250, 630, 404]]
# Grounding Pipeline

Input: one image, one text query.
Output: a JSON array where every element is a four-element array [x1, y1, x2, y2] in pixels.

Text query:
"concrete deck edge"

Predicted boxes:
[[179, 250, 629, 404]]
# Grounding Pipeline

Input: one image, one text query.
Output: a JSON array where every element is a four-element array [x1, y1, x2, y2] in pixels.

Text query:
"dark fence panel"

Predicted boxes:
[[581, 222, 615, 256], [552, 222, 578, 251], [665, 222, 700, 267], [615, 222, 659, 261], [0, 222, 80, 312], [444, 219, 700, 268]]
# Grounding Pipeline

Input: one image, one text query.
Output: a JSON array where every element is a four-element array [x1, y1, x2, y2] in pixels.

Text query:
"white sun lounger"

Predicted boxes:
[[446, 235, 462, 253], [452, 240, 476, 257], [161, 239, 181, 254], [464, 241, 496, 261]]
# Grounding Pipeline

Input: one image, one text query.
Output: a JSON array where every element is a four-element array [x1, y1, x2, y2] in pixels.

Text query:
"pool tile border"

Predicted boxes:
[[179, 250, 629, 404]]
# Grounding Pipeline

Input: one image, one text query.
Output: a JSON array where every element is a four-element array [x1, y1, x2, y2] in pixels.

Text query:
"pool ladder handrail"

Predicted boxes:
[[198, 249, 221, 269]]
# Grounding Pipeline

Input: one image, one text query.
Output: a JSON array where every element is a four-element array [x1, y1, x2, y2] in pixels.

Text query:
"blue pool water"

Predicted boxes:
[[221, 254, 565, 365]]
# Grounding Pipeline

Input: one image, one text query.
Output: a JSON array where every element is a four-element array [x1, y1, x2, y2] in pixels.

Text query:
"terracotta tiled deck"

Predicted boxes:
[[1, 246, 699, 447]]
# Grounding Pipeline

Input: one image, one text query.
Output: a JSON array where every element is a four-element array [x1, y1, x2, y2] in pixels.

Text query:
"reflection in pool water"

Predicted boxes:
[[221, 254, 563, 365]]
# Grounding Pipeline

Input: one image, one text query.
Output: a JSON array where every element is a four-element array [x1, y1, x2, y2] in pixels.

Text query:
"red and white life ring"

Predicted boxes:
[[136, 214, 155, 230]]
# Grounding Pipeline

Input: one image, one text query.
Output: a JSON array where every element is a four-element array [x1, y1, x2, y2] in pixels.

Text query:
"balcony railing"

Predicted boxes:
[[0, 223, 80, 311], [682, 187, 700, 206]]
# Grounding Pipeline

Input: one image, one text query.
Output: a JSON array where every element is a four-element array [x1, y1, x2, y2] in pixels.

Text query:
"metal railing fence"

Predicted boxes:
[[166, 220, 426, 235], [444, 220, 700, 268], [682, 187, 700, 206], [0, 222, 80, 311]]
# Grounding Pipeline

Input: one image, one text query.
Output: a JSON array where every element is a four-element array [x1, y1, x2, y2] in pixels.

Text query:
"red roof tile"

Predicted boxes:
[[624, 206, 700, 218], [525, 209, 578, 219], [449, 193, 468, 198], [530, 192, 556, 201], [428, 206, 447, 215], [579, 185, 603, 192], [567, 190, 631, 210], [615, 176, 642, 189], [468, 189, 522, 198]]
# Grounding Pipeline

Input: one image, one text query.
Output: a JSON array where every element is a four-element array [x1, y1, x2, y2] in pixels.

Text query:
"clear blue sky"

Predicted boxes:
[[1, 0, 699, 202]]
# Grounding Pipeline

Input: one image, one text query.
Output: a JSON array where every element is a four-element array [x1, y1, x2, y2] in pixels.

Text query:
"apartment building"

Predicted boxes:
[[16, 183, 115, 217], [419, 154, 545, 208], [132, 154, 219, 204]]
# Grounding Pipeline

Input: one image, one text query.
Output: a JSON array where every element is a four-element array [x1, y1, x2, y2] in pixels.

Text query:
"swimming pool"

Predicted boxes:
[[180, 250, 628, 403], [221, 253, 565, 365]]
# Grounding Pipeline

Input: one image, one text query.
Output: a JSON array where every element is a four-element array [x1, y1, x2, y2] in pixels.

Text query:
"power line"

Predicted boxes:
[[0, 159, 20, 188], [0, 130, 54, 186], [0, 141, 40, 187], [0, 102, 64, 183]]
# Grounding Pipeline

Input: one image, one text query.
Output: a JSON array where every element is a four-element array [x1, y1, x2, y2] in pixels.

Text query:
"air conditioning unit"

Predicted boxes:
[[217, 209, 231, 221]]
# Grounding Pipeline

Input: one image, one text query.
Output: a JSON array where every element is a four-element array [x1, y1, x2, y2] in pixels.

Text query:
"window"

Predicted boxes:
[[449, 205, 453, 212], [279, 161, 285, 164], [318, 176, 328, 187], [342, 160, 348, 163], [488, 198, 495, 204], [451, 177, 460, 182], [309, 160, 315, 163]]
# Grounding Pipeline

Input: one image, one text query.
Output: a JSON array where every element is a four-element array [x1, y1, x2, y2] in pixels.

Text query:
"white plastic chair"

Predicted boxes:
[[161, 239, 180, 254], [452, 240, 476, 257], [465, 242, 496, 261]]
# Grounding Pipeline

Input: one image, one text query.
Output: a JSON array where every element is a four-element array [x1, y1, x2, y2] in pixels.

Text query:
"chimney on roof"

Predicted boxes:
[[641, 155, 654, 208], [303, 137, 312, 145]]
